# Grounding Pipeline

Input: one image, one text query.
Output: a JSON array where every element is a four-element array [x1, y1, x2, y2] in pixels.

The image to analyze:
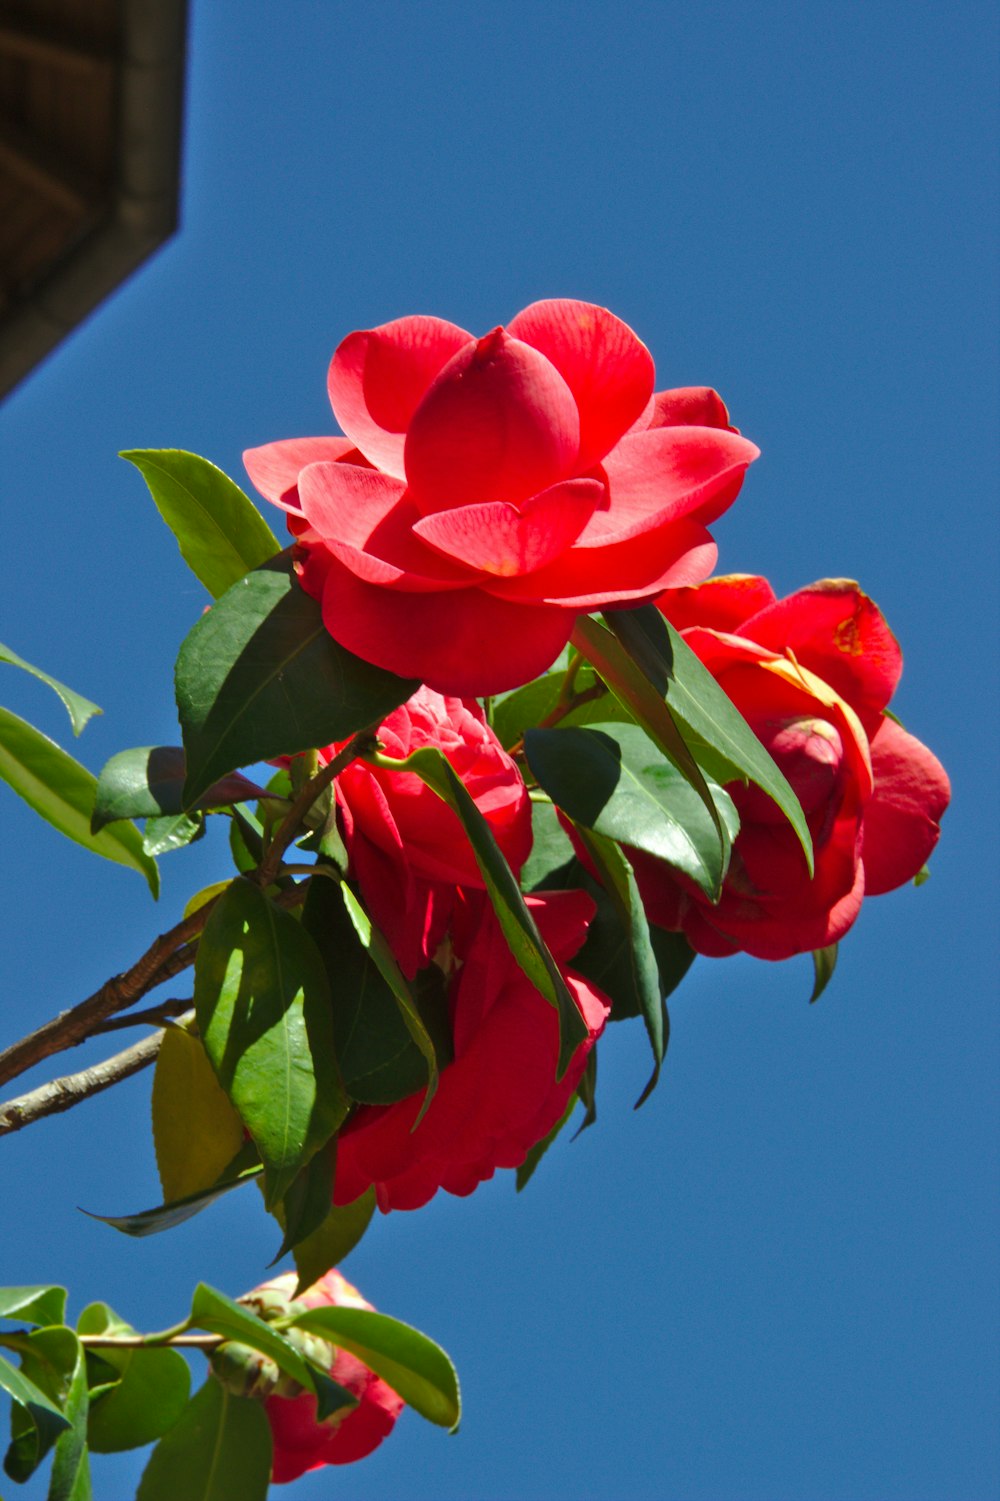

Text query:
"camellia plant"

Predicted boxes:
[[0, 300, 950, 1498]]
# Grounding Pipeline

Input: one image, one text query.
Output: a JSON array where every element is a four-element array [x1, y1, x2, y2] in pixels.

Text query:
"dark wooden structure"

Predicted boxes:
[[0, 0, 187, 399]]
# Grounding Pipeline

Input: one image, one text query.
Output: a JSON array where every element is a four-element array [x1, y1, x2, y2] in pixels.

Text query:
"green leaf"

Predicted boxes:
[[0, 642, 101, 736], [84, 1141, 262, 1237], [0, 707, 159, 897], [339, 881, 439, 1117], [283, 1305, 461, 1430], [571, 826, 667, 1107], [491, 662, 621, 750], [152, 1026, 246, 1203], [379, 745, 588, 1078], [136, 1378, 272, 1501], [0, 1351, 71, 1481], [123, 449, 281, 600], [810, 944, 838, 1003], [515, 1093, 578, 1191], [175, 552, 418, 807], [188, 1286, 326, 1398], [269, 1139, 338, 1265], [93, 746, 265, 832], [143, 813, 205, 856], [606, 609, 814, 873], [77, 1304, 190, 1454], [0, 1287, 67, 1328], [44, 1331, 89, 1501], [524, 723, 737, 900], [2, 1327, 78, 1483], [521, 797, 577, 892], [913, 863, 930, 887], [601, 603, 674, 693], [194, 879, 348, 1206], [301, 875, 450, 1106], [292, 1185, 377, 1297]]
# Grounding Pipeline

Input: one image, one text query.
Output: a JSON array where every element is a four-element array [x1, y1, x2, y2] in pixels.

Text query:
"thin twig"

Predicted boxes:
[[0, 1033, 164, 1136], [253, 728, 377, 889], [79, 1332, 222, 1351], [90, 1000, 193, 1035]]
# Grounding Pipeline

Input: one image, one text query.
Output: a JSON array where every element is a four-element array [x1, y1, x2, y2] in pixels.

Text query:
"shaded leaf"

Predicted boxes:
[[293, 1185, 377, 1297], [810, 944, 838, 1003], [0, 707, 158, 897], [135, 1377, 272, 1501], [188, 1286, 342, 1401], [2, 1327, 78, 1483], [93, 746, 264, 832], [380, 745, 588, 1078], [283, 1305, 461, 1430], [269, 1139, 337, 1265], [194, 879, 347, 1206], [0, 1351, 70, 1481], [77, 1304, 190, 1455], [515, 1093, 578, 1192], [84, 1141, 262, 1237], [0, 641, 100, 736], [123, 449, 280, 600], [175, 553, 417, 806], [152, 1026, 246, 1203]]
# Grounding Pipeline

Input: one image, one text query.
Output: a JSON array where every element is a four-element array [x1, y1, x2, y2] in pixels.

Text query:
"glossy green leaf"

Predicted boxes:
[[143, 812, 205, 856], [0, 1287, 67, 1328], [0, 1350, 70, 1481], [269, 1140, 337, 1265], [2, 1326, 78, 1484], [283, 1305, 461, 1430], [810, 944, 838, 1003], [525, 723, 737, 900], [572, 826, 666, 1106], [136, 1378, 272, 1501], [84, 1141, 262, 1237], [0, 641, 101, 736], [491, 661, 621, 750], [520, 797, 576, 892], [44, 1331, 90, 1501], [152, 1026, 246, 1203], [93, 745, 264, 832], [0, 707, 158, 897], [605, 608, 814, 872], [380, 745, 588, 1077], [123, 449, 280, 600], [302, 876, 449, 1106], [175, 552, 418, 806], [292, 1185, 377, 1297], [188, 1286, 327, 1398], [515, 1092, 579, 1191], [77, 1303, 190, 1454], [194, 879, 348, 1206]]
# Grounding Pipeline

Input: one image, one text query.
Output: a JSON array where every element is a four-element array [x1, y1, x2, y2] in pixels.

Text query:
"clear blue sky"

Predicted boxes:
[[2, 4, 998, 1497]]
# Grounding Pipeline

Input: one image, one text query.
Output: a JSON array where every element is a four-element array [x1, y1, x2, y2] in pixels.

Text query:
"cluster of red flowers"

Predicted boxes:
[[243, 300, 949, 1481]]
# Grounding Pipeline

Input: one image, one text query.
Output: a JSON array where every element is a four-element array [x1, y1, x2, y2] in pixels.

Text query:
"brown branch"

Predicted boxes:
[[90, 1000, 193, 1036], [253, 728, 378, 888], [0, 1033, 164, 1136]]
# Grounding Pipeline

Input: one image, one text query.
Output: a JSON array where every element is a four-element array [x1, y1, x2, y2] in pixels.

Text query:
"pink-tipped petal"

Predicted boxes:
[[317, 555, 575, 695], [507, 299, 654, 467], [744, 581, 904, 732], [403, 328, 581, 511], [861, 718, 951, 895], [243, 437, 364, 511], [327, 316, 473, 478], [580, 426, 759, 547], [412, 479, 603, 576], [658, 575, 778, 633]]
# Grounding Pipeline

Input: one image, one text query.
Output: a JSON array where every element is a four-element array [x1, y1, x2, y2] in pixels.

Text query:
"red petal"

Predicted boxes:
[[412, 479, 602, 576], [861, 718, 950, 895], [243, 437, 363, 511], [327, 316, 472, 478], [581, 426, 759, 547], [631, 386, 734, 433], [742, 581, 903, 734], [658, 574, 778, 633], [507, 299, 654, 467], [316, 554, 575, 695], [403, 328, 580, 511], [483, 518, 717, 607]]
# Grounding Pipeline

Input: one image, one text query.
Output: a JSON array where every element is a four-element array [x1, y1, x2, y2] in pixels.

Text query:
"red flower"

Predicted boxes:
[[642, 576, 951, 960], [250, 1269, 404, 1484], [333, 890, 610, 1211], [331, 686, 532, 976], [244, 300, 759, 695]]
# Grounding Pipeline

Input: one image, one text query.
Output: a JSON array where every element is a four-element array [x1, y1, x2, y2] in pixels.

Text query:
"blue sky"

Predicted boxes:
[[1, 3, 997, 1497]]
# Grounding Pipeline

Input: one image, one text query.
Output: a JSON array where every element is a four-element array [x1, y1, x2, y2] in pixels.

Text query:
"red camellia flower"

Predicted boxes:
[[249, 1269, 404, 1485], [333, 889, 610, 1211], [329, 686, 532, 976], [640, 575, 951, 959], [244, 299, 760, 695]]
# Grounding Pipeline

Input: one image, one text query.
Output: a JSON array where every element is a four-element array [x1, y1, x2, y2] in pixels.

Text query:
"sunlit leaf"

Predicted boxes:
[[77, 1303, 191, 1455], [152, 1027, 246, 1203], [0, 641, 101, 736], [135, 1378, 272, 1501], [0, 1287, 67, 1328], [810, 944, 838, 1003]]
